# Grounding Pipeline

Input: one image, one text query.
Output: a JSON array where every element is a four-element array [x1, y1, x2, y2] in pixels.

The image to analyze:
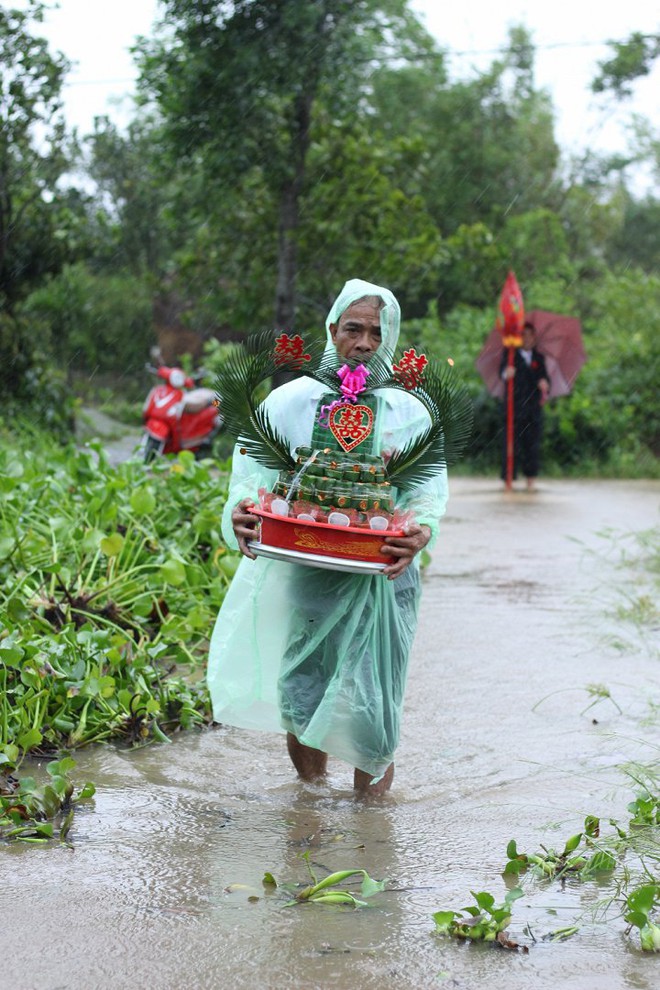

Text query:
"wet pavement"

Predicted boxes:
[[3, 476, 659, 990]]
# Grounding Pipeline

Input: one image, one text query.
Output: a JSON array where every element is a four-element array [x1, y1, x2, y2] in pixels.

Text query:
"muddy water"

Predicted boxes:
[[3, 478, 659, 990]]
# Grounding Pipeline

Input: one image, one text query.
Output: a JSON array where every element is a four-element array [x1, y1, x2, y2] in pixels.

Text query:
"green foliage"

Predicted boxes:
[[496, 784, 660, 952], [135, 0, 438, 331], [369, 26, 561, 238], [264, 853, 386, 909], [503, 818, 617, 881], [0, 1, 81, 309], [20, 263, 155, 374], [624, 884, 660, 952], [0, 311, 76, 437], [1, 756, 94, 845], [627, 792, 660, 827], [0, 428, 236, 757], [606, 194, 660, 275], [592, 32, 660, 98], [297, 124, 444, 319], [432, 887, 524, 944], [84, 115, 176, 277]]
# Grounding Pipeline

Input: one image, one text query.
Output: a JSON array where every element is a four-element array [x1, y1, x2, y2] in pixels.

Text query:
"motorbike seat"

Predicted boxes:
[[181, 387, 216, 414]]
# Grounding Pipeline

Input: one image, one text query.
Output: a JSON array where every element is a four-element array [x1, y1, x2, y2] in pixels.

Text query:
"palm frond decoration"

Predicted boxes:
[[383, 422, 447, 491], [385, 363, 474, 490], [213, 330, 300, 471], [214, 329, 473, 485]]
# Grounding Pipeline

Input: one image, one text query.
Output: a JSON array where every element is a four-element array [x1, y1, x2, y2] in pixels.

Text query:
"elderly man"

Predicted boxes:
[[207, 279, 448, 795]]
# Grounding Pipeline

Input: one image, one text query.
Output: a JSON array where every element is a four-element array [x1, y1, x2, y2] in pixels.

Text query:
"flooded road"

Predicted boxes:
[[3, 477, 659, 990]]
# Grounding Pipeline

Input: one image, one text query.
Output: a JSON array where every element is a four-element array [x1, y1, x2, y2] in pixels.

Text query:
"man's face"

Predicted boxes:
[[329, 299, 382, 362], [522, 327, 535, 349]]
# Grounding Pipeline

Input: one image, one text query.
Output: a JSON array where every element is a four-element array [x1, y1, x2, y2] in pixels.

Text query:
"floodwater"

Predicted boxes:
[[3, 477, 659, 990]]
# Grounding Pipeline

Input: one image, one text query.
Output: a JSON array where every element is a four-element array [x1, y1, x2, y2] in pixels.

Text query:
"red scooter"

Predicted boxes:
[[141, 352, 222, 462]]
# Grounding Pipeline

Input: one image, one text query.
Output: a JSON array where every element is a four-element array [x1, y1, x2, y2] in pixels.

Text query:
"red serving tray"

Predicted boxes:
[[251, 508, 403, 565]]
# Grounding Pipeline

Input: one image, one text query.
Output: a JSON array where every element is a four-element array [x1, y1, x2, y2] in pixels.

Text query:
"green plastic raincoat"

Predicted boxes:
[[207, 279, 448, 777]]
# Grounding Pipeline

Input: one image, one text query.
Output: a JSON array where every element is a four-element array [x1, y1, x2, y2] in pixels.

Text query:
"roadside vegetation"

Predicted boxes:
[[0, 426, 238, 842]]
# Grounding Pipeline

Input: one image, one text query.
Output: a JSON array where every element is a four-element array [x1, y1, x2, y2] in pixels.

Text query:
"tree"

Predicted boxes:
[[368, 26, 561, 237], [0, 1, 77, 310], [135, 0, 436, 333], [592, 32, 660, 98], [84, 114, 178, 278]]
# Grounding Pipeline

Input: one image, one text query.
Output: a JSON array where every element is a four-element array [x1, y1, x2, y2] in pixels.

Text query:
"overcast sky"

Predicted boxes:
[[22, 0, 660, 186]]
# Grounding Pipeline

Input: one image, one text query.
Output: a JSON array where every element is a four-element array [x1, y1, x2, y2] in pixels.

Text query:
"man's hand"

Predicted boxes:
[[381, 523, 431, 580], [502, 365, 516, 380], [232, 498, 259, 559]]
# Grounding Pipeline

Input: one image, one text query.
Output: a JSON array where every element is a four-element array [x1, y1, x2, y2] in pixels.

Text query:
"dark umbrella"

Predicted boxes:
[[475, 309, 587, 400]]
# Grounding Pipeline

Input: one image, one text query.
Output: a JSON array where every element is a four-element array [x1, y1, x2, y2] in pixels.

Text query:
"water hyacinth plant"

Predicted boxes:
[[624, 884, 660, 952], [432, 888, 525, 949], [0, 433, 236, 758], [1, 756, 94, 846], [503, 817, 617, 881], [259, 853, 387, 909]]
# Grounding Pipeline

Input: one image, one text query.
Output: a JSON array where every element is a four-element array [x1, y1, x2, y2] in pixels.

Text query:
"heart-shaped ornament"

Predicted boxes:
[[329, 403, 374, 452]]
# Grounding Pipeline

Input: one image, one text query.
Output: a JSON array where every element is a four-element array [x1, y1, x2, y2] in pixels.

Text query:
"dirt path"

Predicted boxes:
[[76, 406, 143, 465]]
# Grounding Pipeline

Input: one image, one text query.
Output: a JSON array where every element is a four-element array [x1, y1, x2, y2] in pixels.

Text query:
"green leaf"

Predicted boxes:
[[562, 832, 583, 855], [130, 486, 156, 515], [639, 922, 660, 952], [581, 850, 616, 875], [17, 728, 43, 750], [160, 558, 187, 586], [584, 815, 600, 837], [472, 891, 495, 912], [360, 874, 387, 898], [75, 782, 96, 800], [100, 532, 125, 556], [0, 645, 24, 666], [433, 910, 457, 933], [49, 756, 76, 776]]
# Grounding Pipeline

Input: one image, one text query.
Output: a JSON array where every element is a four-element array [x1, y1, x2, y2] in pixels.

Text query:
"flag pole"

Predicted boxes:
[[505, 344, 515, 490], [496, 271, 524, 491]]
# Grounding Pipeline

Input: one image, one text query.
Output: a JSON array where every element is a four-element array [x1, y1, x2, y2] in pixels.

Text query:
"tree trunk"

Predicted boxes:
[[275, 179, 299, 334]]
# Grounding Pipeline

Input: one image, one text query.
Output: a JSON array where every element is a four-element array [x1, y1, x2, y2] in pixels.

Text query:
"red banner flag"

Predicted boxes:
[[496, 270, 525, 345]]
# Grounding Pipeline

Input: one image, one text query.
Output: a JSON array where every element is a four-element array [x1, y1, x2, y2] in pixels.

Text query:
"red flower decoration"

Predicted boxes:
[[531, 360, 539, 369], [392, 348, 428, 389], [273, 333, 311, 368]]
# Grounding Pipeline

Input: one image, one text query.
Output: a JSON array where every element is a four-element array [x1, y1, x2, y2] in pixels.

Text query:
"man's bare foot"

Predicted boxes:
[[286, 732, 328, 781], [526, 477, 537, 492], [354, 762, 394, 797]]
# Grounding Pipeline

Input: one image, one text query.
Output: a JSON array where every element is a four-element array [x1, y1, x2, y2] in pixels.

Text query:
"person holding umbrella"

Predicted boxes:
[[475, 277, 587, 490], [499, 321, 550, 491]]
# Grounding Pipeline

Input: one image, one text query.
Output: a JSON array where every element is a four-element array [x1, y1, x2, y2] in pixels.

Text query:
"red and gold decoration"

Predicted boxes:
[[393, 348, 428, 389], [328, 403, 374, 452], [273, 332, 311, 368]]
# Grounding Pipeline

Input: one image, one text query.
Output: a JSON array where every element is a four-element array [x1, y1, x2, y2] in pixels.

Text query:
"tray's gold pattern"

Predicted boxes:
[[293, 528, 382, 557]]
